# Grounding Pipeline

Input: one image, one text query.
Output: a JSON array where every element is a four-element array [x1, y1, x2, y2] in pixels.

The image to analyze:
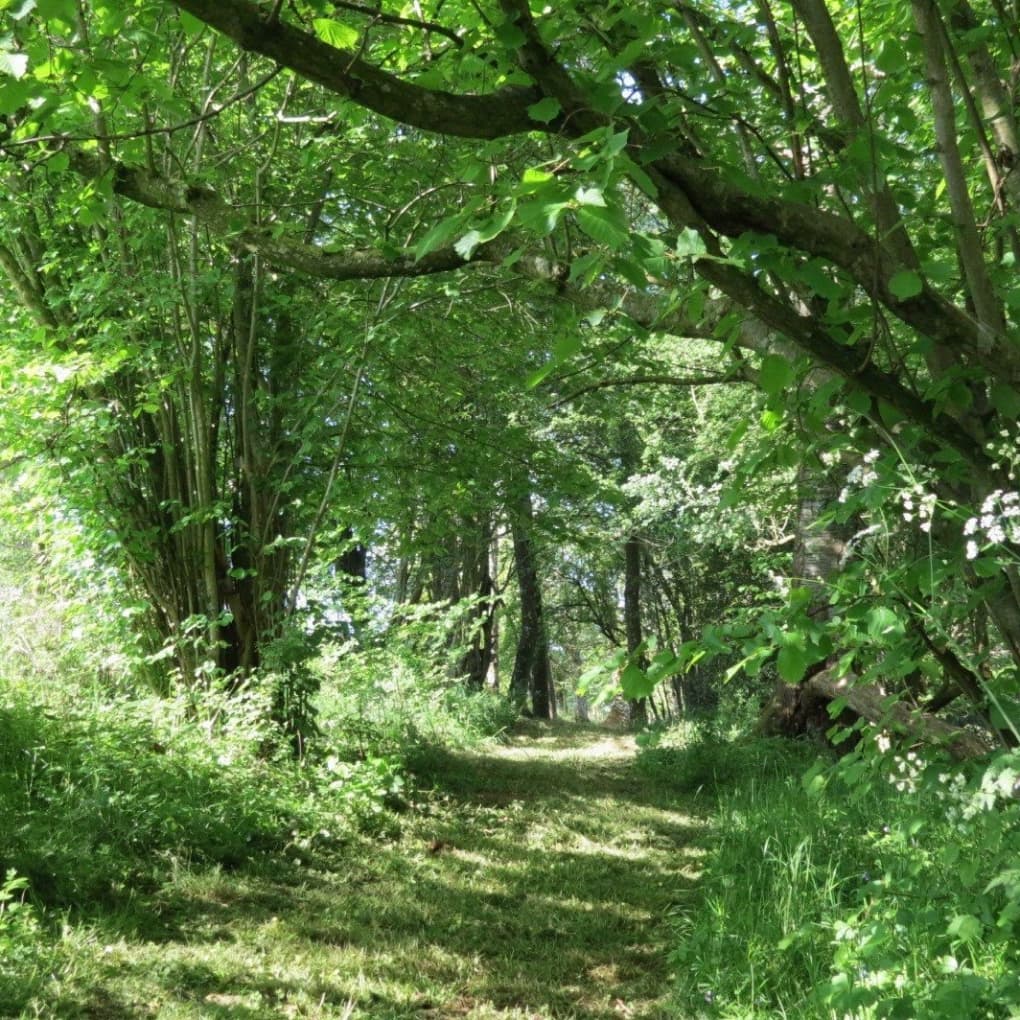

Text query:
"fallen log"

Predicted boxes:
[[760, 669, 994, 761]]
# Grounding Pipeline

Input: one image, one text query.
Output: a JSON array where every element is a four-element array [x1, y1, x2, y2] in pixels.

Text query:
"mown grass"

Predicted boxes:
[[3, 703, 706, 1019]]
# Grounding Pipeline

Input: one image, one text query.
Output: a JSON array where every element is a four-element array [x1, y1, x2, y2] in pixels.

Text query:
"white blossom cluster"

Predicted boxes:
[[889, 749, 923, 794], [877, 753, 1020, 836], [838, 448, 880, 503], [898, 485, 938, 533], [940, 758, 1020, 824], [984, 427, 1020, 480], [963, 489, 1020, 560]]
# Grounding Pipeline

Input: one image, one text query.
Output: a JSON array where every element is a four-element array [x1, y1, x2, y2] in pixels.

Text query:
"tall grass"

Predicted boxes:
[[643, 723, 1020, 1018]]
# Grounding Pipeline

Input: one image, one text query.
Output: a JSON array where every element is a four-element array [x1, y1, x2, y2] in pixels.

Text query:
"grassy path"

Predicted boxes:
[[60, 723, 706, 1019]]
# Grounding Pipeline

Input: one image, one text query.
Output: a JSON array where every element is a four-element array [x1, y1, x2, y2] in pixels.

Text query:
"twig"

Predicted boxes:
[[1, 68, 283, 149], [331, 0, 462, 46], [550, 372, 742, 408]]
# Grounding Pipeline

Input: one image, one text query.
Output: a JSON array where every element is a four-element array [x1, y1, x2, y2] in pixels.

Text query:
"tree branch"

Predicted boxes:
[[550, 372, 743, 408], [165, 0, 552, 138]]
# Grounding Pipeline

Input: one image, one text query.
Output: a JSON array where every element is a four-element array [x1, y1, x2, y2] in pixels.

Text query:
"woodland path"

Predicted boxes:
[[76, 723, 706, 1019]]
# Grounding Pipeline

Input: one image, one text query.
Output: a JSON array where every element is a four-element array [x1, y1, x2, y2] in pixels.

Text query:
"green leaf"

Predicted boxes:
[[990, 382, 1020, 418], [414, 212, 468, 261], [35, 0, 76, 22], [525, 333, 582, 388], [575, 205, 629, 249], [947, 914, 982, 943], [454, 230, 482, 260], [520, 167, 555, 191], [603, 128, 629, 158], [759, 354, 794, 397], [178, 10, 206, 35], [725, 420, 748, 450], [846, 388, 872, 415], [866, 605, 902, 642], [527, 97, 561, 124], [617, 154, 657, 198], [889, 269, 923, 300], [312, 19, 359, 50], [875, 38, 907, 74], [568, 251, 604, 285], [612, 255, 648, 288], [646, 651, 682, 684], [620, 661, 655, 699], [516, 198, 568, 235], [0, 78, 32, 115], [801, 259, 844, 300], [494, 19, 526, 48], [477, 202, 515, 243], [777, 641, 811, 683], [971, 556, 1000, 578], [574, 186, 606, 207], [675, 227, 706, 258]]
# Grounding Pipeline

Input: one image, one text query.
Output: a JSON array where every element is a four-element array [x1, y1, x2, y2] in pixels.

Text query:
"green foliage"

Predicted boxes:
[[0, 870, 52, 1016], [636, 713, 819, 794], [0, 676, 403, 911], [314, 635, 518, 763], [259, 627, 324, 755], [671, 735, 1020, 1018]]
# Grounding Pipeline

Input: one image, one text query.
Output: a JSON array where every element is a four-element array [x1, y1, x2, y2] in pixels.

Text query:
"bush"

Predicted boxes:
[[312, 634, 518, 763]]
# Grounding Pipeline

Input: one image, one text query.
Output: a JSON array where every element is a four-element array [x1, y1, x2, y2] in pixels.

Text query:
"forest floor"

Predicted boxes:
[[48, 721, 707, 1019]]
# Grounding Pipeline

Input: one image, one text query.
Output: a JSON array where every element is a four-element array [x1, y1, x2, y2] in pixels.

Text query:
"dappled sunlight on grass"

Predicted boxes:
[[35, 721, 707, 1018]]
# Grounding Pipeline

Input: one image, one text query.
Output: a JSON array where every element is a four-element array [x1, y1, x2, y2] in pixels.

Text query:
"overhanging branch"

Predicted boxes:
[[165, 0, 554, 139]]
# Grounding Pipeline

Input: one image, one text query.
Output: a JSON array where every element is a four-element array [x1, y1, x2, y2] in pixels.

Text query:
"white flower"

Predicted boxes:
[[963, 517, 978, 536], [987, 524, 1006, 543], [966, 540, 979, 560]]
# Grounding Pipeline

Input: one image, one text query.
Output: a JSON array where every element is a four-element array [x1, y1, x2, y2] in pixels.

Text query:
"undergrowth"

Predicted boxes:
[[0, 634, 515, 1016], [643, 720, 1020, 1018]]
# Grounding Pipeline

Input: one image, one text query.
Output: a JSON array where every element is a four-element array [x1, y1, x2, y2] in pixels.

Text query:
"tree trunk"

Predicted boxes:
[[510, 492, 553, 718], [624, 534, 648, 727]]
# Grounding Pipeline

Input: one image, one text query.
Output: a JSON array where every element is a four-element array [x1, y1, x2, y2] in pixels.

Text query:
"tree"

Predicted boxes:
[[2, 0, 1019, 727]]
